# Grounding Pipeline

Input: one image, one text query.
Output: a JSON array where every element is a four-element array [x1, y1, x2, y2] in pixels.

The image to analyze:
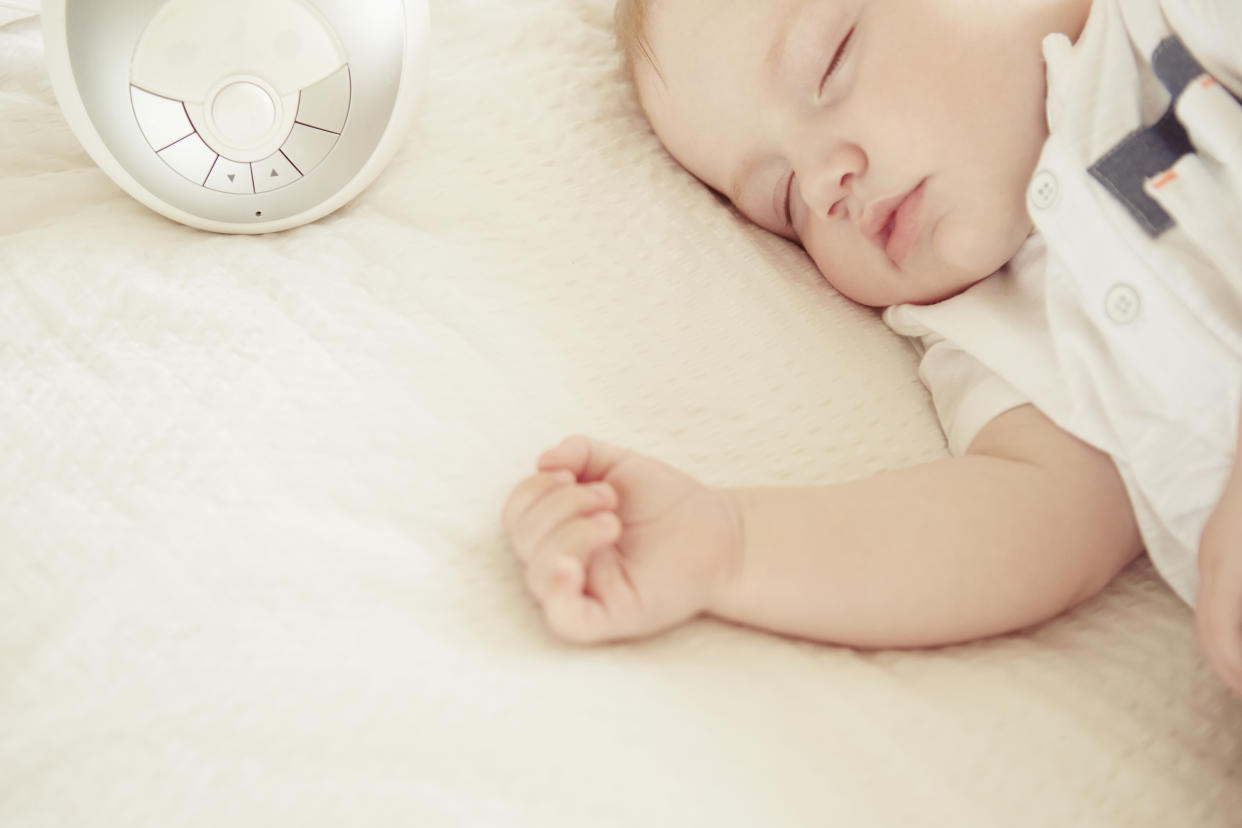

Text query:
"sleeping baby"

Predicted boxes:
[[501, 0, 1242, 702]]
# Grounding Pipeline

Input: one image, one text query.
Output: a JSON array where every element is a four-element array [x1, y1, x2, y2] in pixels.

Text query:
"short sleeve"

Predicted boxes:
[[914, 331, 1030, 455]]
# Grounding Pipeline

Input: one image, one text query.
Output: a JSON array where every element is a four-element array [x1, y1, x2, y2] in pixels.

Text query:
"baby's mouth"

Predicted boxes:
[[863, 181, 926, 267], [877, 212, 898, 249], [862, 190, 907, 249], [884, 181, 925, 266]]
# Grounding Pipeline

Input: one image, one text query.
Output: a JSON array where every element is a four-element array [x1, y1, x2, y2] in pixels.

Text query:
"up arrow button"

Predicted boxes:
[[253, 151, 303, 193]]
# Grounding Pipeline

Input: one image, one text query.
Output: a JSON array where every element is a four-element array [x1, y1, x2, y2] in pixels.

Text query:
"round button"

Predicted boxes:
[[1029, 170, 1060, 210], [210, 82, 277, 148], [1105, 283, 1141, 325]]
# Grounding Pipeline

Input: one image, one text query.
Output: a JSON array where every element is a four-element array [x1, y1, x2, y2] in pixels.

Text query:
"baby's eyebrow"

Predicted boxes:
[[763, 9, 797, 74]]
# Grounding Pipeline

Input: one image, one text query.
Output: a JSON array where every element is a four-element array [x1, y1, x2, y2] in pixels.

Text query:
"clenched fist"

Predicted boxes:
[[502, 436, 741, 644]]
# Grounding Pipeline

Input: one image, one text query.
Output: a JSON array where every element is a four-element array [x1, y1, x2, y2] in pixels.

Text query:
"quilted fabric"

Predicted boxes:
[[1, 2, 1239, 825]]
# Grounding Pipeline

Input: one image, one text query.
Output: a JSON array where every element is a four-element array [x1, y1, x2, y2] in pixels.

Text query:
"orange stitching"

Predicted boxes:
[[1151, 170, 1179, 189]]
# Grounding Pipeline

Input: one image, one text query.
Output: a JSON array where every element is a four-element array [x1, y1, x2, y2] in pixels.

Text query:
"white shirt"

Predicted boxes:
[[884, 0, 1242, 605]]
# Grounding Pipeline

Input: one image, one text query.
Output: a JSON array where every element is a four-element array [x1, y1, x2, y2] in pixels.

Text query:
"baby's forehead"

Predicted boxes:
[[644, 0, 769, 52], [641, 0, 774, 85]]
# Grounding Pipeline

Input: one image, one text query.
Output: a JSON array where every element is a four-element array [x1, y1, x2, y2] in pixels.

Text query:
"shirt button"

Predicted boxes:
[[1029, 170, 1060, 210], [1105, 283, 1141, 325]]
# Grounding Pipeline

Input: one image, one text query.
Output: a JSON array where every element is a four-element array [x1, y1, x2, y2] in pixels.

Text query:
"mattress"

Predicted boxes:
[[1, 2, 1239, 825]]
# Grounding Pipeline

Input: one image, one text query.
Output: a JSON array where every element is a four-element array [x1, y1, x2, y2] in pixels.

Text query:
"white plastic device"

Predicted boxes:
[[42, 0, 429, 233]]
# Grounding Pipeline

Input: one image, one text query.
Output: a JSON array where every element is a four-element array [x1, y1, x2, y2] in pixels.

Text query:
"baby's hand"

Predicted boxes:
[[502, 436, 741, 644]]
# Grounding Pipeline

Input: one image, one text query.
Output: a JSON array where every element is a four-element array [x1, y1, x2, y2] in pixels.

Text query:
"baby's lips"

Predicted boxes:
[[860, 190, 906, 245]]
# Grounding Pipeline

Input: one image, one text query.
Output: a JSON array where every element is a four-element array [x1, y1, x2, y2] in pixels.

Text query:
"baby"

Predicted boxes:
[[501, 0, 1242, 701]]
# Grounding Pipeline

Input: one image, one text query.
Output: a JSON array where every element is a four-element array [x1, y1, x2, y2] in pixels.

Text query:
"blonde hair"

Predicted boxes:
[[614, 0, 659, 79]]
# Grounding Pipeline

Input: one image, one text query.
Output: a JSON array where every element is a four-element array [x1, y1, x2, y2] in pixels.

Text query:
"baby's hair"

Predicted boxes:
[[614, 0, 660, 81]]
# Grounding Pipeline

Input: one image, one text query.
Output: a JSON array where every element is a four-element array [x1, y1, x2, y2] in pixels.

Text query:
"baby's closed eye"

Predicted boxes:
[[817, 25, 855, 98]]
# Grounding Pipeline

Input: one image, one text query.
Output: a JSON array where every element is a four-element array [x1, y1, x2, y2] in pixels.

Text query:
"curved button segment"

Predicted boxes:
[[296, 65, 351, 133], [158, 133, 218, 185], [206, 158, 256, 194], [252, 151, 303, 193], [280, 123, 339, 176], [131, 86, 195, 151]]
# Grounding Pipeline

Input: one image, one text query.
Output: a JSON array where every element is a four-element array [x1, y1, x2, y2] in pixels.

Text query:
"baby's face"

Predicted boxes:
[[637, 0, 1088, 306]]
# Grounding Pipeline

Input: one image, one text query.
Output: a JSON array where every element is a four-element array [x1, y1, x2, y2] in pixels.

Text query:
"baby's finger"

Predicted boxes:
[[510, 481, 617, 563], [543, 547, 636, 645], [537, 435, 630, 483], [526, 512, 622, 601], [543, 591, 614, 646], [501, 469, 576, 535]]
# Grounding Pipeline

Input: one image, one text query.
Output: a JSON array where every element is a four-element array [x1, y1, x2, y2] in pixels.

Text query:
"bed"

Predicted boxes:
[[2, 2, 1240, 825]]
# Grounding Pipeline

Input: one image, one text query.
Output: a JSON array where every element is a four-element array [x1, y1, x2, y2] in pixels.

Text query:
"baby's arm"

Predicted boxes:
[[713, 404, 1142, 647], [503, 405, 1142, 648], [1196, 408, 1242, 701]]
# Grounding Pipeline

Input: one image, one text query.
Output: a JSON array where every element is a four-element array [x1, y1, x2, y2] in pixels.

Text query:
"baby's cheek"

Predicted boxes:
[[933, 204, 1029, 281]]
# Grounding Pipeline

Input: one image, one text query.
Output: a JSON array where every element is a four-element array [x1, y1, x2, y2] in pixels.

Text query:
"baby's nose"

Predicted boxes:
[[796, 144, 865, 219], [803, 173, 855, 219]]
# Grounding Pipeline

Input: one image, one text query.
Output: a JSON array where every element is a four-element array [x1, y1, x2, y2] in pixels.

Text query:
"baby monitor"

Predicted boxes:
[[42, 0, 429, 233]]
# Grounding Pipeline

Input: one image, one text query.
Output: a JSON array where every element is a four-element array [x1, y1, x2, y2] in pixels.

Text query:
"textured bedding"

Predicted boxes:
[[2, 2, 1240, 825]]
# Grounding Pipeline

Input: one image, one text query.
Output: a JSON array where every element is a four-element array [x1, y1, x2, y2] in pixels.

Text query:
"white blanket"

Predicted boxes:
[[2, 2, 1239, 825]]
